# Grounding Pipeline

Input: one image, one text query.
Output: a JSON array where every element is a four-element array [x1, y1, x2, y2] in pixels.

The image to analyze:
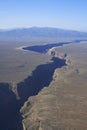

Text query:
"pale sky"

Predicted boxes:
[[0, 0, 87, 31]]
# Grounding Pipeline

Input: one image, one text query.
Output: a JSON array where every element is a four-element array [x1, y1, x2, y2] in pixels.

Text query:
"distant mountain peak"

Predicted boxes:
[[0, 27, 87, 41]]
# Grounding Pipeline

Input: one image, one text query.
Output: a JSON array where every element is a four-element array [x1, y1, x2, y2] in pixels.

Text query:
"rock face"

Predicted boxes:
[[47, 47, 56, 57], [20, 67, 87, 130], [20, 43, 87, 130]]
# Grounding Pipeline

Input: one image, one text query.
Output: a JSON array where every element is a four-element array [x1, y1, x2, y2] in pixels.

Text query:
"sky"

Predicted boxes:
[[0, 0, 87, 31]]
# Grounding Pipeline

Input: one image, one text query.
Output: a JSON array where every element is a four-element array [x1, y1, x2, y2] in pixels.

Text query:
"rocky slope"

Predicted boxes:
[[20, 42, 87, 130]]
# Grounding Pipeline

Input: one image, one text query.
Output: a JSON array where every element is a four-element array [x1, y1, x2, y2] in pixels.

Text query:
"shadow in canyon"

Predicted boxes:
[[0, 83, 23, 130], [23, 40, 86, 53], [0, 55, 66, 130], [23, 42, 70, 53], [17, 57, 66, 105]]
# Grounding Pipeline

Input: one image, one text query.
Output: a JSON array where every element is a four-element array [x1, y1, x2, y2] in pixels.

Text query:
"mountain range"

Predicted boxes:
[[0, 27, 87, 41]]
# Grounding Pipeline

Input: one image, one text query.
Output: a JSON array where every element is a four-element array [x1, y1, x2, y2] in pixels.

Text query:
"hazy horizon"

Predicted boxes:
[[0, 26, 87, 33]]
